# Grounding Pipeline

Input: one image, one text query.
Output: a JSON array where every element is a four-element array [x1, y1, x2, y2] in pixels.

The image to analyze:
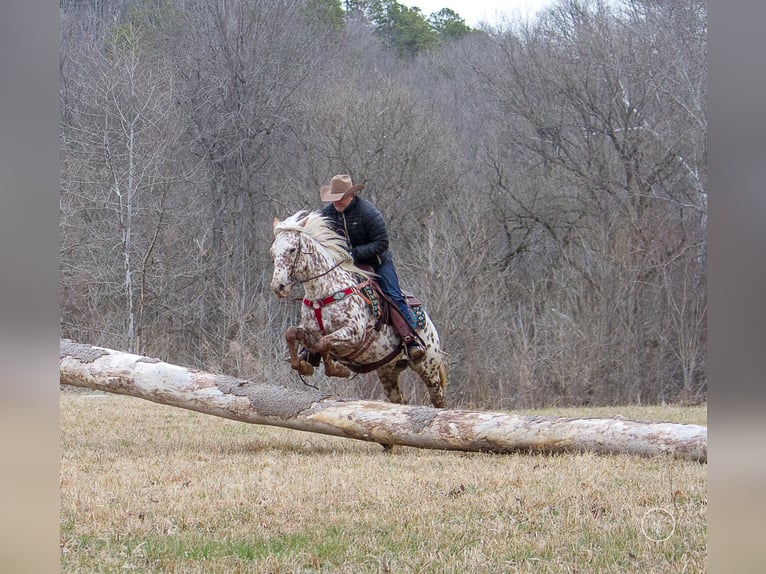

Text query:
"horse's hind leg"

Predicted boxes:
[[376, 362, 408, 404], [412, 354, 447, 408], [410, 317, 447, 408], [426, 362, 447, 408]]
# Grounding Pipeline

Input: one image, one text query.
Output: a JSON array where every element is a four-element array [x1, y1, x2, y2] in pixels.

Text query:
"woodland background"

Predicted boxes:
[[59, 0, 707, 408]]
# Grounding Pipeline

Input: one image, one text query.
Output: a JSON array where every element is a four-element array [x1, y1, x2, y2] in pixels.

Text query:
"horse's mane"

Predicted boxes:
[[275, 211, 374, 278]]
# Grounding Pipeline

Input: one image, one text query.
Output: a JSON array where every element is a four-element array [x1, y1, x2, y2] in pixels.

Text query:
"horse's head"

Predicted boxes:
[[270, 213, 309, 299], [270, 210, 371, 299]]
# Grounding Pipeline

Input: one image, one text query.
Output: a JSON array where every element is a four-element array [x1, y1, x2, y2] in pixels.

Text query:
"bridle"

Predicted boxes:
[[279, 232, 350, 285]]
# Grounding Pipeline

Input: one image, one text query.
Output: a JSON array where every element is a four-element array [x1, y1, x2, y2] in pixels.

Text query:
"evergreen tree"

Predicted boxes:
[[429, 7, 470, 40], [370, 0, 439, 57]]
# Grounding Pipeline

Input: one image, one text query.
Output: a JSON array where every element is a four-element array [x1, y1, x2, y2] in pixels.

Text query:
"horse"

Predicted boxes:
[[270, 210, 446, 408]]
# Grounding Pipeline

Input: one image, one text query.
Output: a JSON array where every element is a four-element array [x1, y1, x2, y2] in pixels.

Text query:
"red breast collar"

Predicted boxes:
[[303, 287, 356, 333], [303, 280, 370, 334]]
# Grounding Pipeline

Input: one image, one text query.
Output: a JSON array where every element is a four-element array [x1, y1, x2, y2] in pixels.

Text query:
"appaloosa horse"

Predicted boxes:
[[270, 210, 446, 408]]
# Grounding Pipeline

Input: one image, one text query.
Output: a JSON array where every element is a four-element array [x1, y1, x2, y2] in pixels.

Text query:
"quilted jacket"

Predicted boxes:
[[321, 196, 392, 268]]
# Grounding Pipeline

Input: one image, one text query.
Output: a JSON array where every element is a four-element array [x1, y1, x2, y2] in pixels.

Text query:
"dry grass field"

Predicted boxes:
[[60, 393, 707, 573]]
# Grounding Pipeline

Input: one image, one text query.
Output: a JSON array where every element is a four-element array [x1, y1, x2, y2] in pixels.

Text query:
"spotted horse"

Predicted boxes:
[[270, 210, 446, 408]]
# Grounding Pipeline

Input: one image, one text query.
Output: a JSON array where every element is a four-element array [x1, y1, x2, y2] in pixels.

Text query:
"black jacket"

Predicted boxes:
[[321, 196, 392, 268]]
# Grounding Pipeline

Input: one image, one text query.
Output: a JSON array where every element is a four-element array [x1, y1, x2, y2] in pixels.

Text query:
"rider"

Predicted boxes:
[[318, 174, 425, 362]]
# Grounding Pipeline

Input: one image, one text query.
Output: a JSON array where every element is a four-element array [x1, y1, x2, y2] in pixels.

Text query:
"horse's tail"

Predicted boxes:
[[438, 360, 447, 390]]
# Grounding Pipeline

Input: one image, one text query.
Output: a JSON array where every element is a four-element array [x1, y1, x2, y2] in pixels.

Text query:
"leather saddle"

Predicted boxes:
[[354, 265, 422, 329]]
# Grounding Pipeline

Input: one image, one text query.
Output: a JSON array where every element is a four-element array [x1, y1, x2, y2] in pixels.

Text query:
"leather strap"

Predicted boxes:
[[303, 280, 371, 334], [343, 345, 404, 374]]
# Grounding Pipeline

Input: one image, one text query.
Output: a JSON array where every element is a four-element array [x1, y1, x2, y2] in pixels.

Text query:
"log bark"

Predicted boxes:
[[59, 340, 707, 461]]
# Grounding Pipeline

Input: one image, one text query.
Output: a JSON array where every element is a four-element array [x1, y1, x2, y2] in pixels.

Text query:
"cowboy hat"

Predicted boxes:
[[320, 174, 365, 202]]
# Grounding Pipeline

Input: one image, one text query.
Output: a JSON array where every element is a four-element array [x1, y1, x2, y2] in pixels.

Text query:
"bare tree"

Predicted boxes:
[[162, 0, 330, 363], [61, 15, 189, 355], [457, 0, 707, 404]]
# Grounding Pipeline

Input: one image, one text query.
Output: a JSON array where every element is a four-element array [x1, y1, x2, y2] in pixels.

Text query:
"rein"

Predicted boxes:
[[298, 257, 347, 284], [284, 233, 350, 284]]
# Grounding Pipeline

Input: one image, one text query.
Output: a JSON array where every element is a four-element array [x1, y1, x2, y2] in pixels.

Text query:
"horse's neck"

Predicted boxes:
[[301, 249, 355, 300]]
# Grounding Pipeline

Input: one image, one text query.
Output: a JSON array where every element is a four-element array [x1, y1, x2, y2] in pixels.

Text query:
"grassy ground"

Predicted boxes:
[[60, 394, 706, 573]]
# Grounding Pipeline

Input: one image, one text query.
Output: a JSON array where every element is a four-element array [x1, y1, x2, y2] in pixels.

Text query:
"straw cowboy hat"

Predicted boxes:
[[320, 174, 365, 202]]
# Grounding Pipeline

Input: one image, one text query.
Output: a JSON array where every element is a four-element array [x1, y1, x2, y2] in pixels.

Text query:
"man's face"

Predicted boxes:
[[332, 193, 354, 212]]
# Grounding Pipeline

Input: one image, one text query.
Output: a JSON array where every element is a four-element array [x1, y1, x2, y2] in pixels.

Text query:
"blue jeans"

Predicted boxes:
[[374, 259, 415, 329]]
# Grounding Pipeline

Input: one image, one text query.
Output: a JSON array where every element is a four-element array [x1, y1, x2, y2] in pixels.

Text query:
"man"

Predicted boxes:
[[319, 174, 425, 361]]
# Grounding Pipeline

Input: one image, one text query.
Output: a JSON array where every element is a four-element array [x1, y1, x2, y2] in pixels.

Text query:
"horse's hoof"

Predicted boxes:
[[325, 364, 351, 378], [297, 361, 314, 376]]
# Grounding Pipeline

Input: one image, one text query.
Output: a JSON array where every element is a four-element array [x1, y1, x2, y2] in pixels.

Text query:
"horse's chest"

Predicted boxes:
[[301, 299, 365, 334]]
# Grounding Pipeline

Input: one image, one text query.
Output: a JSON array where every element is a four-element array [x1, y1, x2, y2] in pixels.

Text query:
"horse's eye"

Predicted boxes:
[[288, 247, 296, 254]]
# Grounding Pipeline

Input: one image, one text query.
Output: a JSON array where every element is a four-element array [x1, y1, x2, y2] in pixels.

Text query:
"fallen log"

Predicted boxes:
[[59, 340, 707, 462]]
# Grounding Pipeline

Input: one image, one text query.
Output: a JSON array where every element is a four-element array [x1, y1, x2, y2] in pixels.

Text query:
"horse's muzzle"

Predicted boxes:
[[271, 282, 291, 299]]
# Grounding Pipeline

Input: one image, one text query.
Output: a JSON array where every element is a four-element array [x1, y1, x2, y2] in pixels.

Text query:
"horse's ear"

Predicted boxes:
[[272, 217, 280, 231], [298, 216, 308, 228]]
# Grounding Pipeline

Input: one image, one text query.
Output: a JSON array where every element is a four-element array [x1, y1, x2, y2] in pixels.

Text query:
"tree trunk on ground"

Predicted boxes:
[[59, 340, 707, 461]]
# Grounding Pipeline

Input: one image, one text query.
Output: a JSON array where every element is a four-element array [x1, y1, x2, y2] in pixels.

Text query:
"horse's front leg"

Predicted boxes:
[[315, 338, 350, 378], [285, 326, 317, 376], [315, 324, 364, 378]]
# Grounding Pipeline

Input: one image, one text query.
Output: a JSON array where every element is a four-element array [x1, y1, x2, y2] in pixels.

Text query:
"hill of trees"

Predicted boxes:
[[60, 0, 707, 408]]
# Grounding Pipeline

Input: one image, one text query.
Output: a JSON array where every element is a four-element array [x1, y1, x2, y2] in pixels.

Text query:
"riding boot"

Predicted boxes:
[[389, 306, 425, 362]]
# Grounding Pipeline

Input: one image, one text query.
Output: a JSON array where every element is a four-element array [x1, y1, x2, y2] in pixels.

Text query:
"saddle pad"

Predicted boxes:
[[409, 304, 427, 330], [360, 284, 383, 319]]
